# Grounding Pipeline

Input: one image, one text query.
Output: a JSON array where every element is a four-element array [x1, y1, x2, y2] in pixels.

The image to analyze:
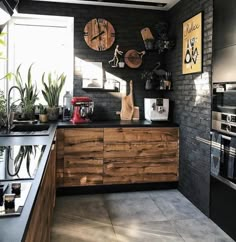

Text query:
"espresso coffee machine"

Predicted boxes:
[[71, 97, 94, 124], [144, 98, 169, 121]]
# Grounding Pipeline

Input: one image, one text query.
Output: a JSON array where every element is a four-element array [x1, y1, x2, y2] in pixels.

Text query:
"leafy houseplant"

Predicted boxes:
[[0, 91, 6, 128], [14, 64, 38, 120], [0, 32, 7, 60], [0, 32, 14, 81], [42, 72, 66, 121]]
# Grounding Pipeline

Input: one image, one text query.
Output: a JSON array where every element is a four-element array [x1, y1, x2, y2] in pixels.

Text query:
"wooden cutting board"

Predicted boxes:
[[124, 50, 145, 69], [120, 80, 134, 120], [141, 27, 154, 41]]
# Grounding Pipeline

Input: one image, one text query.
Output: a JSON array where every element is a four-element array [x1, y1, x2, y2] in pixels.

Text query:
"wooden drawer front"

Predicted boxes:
[[56, 129, 64, 187], [103, 127, 179, 185], [64, 128, 103, 158], [143, 174, 178, 182], [104, 127, 179, 143], [64, 157, 103, 186], [104, 142, 178, 158], [103, 156, 178, 185], [104, 157, 144, 184]]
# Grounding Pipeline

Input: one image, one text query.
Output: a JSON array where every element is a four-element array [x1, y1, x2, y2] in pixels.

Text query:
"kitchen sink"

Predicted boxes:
[[11, 124, 50, 132], [0, 124, 52, 136]]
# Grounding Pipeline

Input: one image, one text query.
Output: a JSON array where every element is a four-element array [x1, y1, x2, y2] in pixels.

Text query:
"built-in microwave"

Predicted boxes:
[[212, 82, 236, 136]]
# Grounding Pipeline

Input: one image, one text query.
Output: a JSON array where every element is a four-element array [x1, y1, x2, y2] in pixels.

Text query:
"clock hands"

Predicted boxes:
[[84, 18, 115, 51], [91, 30, 105, 41], [90, 18, 105, 42]]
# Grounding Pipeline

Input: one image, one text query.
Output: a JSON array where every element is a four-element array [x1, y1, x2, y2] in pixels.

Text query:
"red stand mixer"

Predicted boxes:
[[70, 97, 94, 124]]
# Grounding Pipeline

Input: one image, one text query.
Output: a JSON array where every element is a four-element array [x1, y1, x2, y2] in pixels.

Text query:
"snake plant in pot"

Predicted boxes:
[[15, 64, 38, 120], [42, 72, 66, 121]]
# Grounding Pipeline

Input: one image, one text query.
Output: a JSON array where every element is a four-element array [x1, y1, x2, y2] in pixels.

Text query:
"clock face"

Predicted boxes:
[[84, 18, 115, 51]]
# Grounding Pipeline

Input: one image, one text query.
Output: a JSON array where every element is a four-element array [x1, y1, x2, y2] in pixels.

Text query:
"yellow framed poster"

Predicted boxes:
[[182, 12, 202, 74]]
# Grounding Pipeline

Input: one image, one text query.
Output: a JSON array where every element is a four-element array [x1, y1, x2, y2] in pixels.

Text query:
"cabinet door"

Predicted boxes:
[[25, 143, 56, 242], [103, 128, 179, 184], [49, 142, 56, 211], [56, 129, 64, 187], [213, 0, 236, 50], [24, 191, 44, 242], [63, 128, 104, 186]]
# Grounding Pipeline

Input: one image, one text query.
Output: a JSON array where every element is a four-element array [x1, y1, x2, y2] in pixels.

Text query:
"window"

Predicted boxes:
[[7, 13, 74, 105], [0, 26, 8, 95]]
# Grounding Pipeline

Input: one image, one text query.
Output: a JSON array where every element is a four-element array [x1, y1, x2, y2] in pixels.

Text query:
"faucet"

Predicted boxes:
[[6, 86, 21, 132]]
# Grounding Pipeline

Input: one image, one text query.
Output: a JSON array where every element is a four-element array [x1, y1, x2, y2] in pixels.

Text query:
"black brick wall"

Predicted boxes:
[[165, 0, 213, 215], [18, 0, 214, 216], [18, 1, 167, 120]]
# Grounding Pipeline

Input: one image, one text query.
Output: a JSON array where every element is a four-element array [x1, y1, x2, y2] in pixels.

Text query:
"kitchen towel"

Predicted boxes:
[[211, 132, 222, 176], [228, 137, 236, 180]]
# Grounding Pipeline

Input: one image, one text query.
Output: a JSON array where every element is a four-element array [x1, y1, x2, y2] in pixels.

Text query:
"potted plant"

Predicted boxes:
[[42, 71, 66, 121], [14, 64, 38, 120], [141, 70, 154, 90], [0, 90, 6, 129], [144, 38, 155, 50], [38, 104, 48, 123]]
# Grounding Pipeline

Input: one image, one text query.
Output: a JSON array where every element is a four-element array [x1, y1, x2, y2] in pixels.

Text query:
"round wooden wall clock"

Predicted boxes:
[[84, 18, 115, 51]]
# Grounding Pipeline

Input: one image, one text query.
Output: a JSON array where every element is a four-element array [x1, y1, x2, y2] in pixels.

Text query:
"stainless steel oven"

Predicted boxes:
[[211, 132, 236, 182], [212, 83, 236, 136], [210, 131, 236, 241]]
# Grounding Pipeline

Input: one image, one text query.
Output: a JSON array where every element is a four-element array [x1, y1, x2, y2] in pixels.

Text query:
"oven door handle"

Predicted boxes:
[[211, 174, 236, 191], [222, 134, 231, 141]]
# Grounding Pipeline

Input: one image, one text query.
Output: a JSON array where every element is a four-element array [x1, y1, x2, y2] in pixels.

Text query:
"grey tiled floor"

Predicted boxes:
[[51, 189, 235, 242]]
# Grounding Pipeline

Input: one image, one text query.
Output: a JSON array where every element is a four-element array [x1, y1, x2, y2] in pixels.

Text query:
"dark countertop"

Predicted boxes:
[[0, 123, 57, 242], [57, 120, 179, 128], [0, 120, 178, 242]]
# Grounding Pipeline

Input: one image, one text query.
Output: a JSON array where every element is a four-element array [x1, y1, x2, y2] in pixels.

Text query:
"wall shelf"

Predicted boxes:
[[145, 88, 173, 91], [82, 88, 119, 92]]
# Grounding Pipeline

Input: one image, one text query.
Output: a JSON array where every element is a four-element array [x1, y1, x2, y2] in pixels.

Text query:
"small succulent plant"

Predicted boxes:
[[38, 104, 47, 115]]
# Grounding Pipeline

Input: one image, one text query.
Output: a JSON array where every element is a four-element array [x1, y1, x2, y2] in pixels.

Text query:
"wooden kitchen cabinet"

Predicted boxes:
[[56, 129, 64, 187], [25, 142, 56, 242], [63, 128, 104, 186], [56, 127, 179, 187], [103, 127, 179, 184]]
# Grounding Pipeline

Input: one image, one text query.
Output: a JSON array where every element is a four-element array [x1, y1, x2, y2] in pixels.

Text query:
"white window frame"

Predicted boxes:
[[6, 13, 74, 105]]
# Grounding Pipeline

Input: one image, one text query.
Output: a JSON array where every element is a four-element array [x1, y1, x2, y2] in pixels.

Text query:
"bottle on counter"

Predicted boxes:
[[62, 91, 72, 121], [160, 80, 164, 90]]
